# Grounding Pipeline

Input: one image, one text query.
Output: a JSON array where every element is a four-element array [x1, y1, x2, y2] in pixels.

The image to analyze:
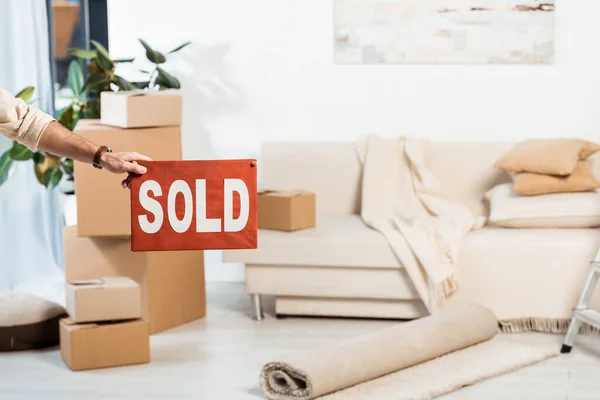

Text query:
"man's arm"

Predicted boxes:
[[37, 121, 150, 175], [1, 87, 151, 184]]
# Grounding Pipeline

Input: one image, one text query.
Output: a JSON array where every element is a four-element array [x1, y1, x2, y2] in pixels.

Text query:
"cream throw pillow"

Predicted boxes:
[[511, 161, 600, 196], [494, 139, 600, 176], [486, 183, 600, 228]]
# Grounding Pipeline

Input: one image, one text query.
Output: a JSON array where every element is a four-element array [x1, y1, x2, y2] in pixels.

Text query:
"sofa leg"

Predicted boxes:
[[251, 294, 264, 321]]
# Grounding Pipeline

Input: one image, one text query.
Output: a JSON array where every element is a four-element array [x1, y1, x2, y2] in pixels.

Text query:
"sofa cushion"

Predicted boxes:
[[486, 183, 600, 228], [511, 161, 600, 196], [223, 214, 401, 268], [449, 226, 600, 320], [494, 138, 600, 176]]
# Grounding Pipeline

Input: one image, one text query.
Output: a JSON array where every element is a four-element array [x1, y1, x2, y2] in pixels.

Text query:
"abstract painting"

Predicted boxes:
[[334, 0, 555, 64]]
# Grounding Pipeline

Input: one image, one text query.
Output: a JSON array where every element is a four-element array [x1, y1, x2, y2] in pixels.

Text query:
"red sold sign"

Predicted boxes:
[[130, 160, 257, 252]]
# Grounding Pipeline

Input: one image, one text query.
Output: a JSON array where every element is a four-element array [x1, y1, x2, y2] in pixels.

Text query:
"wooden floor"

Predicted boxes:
[[1, 283, 600, 399]]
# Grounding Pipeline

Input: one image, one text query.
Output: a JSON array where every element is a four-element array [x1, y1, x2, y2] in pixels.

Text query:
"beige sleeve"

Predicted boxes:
[[0, 88, 56, 151]]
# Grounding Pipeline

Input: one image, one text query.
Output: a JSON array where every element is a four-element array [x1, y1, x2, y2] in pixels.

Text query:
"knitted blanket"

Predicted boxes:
[[356, 135, 485, 312]]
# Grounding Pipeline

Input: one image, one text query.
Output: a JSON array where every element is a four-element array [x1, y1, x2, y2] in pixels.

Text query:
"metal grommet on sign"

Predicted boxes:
[[251, 161, 257, 167]]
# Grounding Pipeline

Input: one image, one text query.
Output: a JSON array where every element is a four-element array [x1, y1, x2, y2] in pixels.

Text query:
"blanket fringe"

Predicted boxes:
[[437, 274, 460, 300], [499, 317, 600, 335]]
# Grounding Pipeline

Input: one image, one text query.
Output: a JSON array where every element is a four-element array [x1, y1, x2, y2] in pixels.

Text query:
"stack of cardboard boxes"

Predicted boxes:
[[60, 91, 206, 370], [61, 278, 150, 371]]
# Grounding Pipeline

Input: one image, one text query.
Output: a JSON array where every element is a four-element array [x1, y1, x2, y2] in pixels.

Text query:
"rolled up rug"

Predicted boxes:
[[260, 304, 498, 400]]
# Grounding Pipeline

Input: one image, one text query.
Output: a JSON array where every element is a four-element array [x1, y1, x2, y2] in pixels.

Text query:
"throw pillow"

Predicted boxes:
[[494, 139, 600, 176], [0, 293, 67, 352], [485, 183, 600, 228], [511, 161, 600, 196]]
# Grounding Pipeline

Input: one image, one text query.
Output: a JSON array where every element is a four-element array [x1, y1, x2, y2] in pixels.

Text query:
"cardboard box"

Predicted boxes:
[[66, 277, 141, 323], [63, 226, 205, 334], [100, 90, 182, 128], [258, 190, 316, 231], [60, 318, 149, 371], [73, 120, 182, 237], [52, 2, 80, 59]]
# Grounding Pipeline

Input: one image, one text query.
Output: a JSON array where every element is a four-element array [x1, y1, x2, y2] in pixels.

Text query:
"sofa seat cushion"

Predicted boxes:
[[449, 226, 600, 320], [224, 214, 401, 268], [486, 184, 600, 228]]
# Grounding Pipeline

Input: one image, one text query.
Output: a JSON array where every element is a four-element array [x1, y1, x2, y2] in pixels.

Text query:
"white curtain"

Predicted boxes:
[[0, 0, 66, 305]]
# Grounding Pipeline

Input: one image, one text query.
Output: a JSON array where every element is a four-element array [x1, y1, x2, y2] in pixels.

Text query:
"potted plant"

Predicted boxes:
[[0, 86, 73, 190], [0, 39, 189, 191]]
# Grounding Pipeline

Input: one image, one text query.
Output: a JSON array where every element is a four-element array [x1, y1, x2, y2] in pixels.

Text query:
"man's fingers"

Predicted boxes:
[[122, 161, 147, 175], [123, 152, 153, 162], [122, 176, 132, 189]]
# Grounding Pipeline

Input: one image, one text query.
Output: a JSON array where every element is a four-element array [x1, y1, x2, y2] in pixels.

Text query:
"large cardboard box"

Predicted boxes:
[[66, 277, 141, 323], [100, 90, 182, 128], [258, 190, 316, 231], [73, 120, 182, 237], [52, 2, 80, 59], [63, 226, 205, 334], [60, 318, 150, 371]]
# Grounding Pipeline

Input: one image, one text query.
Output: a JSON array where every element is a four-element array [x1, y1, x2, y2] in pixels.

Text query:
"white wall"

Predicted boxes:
[[107, 0, 600, 281]]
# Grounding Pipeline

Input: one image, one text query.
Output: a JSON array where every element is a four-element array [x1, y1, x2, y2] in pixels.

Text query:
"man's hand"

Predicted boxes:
[[100, 151, 153, 189], [100, 151, 152, 175]]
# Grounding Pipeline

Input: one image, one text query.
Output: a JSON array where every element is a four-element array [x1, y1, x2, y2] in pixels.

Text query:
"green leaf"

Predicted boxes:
[[34, 153, 60, 185], [68, 60, 84, 98], [58, 104, 75, 130], [91, 40, 114, 71], [155, 67, 181, 89], [81, 99, 100, 119], [113, 75, 134, 91], [83, 75, 110, 93], [114, 57, 135, 63], [33, 152, 46, 165], [139, 39, 166, 64], [15, 86, 35, 103], [68, 48, 97, 59], [131, 81, 150, 89], [87, 59, 100, 75], [9, 142, 34, 161], [43, 167, 63, 189], [168, 41, 191, 54], [96, 53, 114, 71], [34, 171, 46, 186], [0, 151, 14, 186], [62, 158, 74, 175]]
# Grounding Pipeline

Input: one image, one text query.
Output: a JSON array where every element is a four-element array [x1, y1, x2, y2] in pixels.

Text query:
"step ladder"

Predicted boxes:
[[561, 246, 600, 353]]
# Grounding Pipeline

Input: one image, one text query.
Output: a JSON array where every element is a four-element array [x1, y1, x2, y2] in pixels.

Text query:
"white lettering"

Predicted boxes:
[[138, 180, 163, 234], [167, 180, 193, 233], [224, 179, 249, 232], [195, 179, 221, 232]]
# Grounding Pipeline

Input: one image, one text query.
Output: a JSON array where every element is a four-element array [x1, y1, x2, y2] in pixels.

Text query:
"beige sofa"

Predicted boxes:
[[224, 141, 600, 327]]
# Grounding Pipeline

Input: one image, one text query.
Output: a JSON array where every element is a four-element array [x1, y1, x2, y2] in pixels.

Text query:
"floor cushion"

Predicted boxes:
[[0, 293, 67, 352]]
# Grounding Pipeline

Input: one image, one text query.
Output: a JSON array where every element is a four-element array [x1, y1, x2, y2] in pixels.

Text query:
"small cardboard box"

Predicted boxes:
[[73, 119, 182, 237], [258, 190, 316, 231], [66, 277, 142, 323], [100, 90, 182, 128], [60, 318, 150, 371], [63, 225, 205, 334]]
